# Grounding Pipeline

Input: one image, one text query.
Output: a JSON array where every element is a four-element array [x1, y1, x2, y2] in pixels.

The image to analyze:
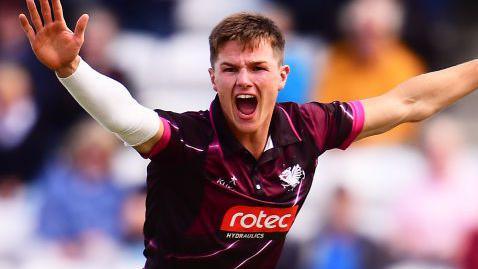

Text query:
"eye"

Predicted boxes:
[[253, 66, 267, 72], [223, 67, 236, 73]]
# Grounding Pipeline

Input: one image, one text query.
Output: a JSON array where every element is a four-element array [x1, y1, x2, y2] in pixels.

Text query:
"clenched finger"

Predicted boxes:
[[19, 14, 36, 43], [39, 0, 53, 24], [26, 0, 43, 31]]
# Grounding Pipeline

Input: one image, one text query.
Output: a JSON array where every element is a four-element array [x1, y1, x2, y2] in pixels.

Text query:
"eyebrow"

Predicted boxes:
[[219, 61, 269, 67]]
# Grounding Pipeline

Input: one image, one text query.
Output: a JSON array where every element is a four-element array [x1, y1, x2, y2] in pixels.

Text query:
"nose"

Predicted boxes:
[[236, 68, 253, 89]]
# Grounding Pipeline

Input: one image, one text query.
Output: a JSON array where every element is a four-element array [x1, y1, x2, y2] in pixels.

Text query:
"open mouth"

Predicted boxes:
[[235, 94, 258, 116]]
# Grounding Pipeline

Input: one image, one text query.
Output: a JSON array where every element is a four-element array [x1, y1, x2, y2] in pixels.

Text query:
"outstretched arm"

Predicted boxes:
[[19, 0, 162, 155], [357, 60, 478, 140]]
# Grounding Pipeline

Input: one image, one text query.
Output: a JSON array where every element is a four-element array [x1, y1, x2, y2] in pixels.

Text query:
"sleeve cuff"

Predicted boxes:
[[143, 117, 172, 159], [56, 57, 87, 82], [339, 100, 365, 150]]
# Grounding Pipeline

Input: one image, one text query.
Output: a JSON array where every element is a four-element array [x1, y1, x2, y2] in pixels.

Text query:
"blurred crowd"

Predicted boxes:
[[1, 0, 478, 268]]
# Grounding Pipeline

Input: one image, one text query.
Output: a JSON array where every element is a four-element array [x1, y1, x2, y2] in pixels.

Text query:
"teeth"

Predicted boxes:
[[236, 94, 255, 99]]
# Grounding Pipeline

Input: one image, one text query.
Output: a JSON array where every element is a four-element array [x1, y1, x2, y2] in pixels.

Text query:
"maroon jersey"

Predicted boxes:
[[142, 96, 364, 269]]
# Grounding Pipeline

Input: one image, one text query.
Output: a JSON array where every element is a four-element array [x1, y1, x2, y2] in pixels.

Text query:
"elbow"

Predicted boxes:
[[404, 99, 440, 123], [393, 83, 439, 123], [97, 116, 128, 134], [103, 113, 139, 134], [93, 109, 136, 134]]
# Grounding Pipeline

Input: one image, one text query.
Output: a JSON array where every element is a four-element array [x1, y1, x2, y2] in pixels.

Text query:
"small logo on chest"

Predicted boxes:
[[279, 164, 305, 191], [217, 175, 238, 189]]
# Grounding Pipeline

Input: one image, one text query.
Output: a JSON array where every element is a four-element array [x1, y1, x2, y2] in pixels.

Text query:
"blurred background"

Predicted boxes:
[[1, 0, 478, 268]]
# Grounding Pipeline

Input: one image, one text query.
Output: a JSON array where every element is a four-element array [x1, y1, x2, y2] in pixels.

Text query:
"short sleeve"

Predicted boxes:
[[142, 109, 211, 160], [143, 117, 172, 159], [299, 101, 364, 151]]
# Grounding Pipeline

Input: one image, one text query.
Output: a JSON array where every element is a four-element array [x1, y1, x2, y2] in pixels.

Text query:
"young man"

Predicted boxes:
[[19, 0, 478, 268]]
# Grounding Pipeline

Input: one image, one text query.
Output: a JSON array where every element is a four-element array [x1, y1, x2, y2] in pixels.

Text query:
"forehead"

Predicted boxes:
[[215, 40, 278, 65]]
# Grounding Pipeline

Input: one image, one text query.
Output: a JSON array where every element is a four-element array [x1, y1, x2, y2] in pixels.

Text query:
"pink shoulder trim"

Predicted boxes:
[[339, 101, 365, 150], [146, 117, 172, 158]]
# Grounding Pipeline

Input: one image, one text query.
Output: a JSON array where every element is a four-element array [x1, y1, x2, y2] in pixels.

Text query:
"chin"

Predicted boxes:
[[233, 120, 261, 135]]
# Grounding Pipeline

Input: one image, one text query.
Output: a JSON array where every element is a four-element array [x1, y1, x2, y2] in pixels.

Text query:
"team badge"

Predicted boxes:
[[279, 164, 305, 190]]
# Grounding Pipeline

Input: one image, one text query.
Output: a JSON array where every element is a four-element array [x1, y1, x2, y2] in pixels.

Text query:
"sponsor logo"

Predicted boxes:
[[217, 175, 238, 189], [220, 206, 299, 233], [279, 164, 305, 190], [224, 233, 265, 239]]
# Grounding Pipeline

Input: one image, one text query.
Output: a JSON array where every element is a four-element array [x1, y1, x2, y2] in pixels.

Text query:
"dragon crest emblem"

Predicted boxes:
[[279, 164, 305, 190]]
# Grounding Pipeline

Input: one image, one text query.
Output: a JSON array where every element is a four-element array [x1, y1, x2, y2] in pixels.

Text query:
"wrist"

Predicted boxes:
[[55, 56, 81, 78]]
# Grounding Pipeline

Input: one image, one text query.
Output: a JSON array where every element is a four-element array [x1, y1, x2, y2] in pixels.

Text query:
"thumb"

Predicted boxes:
[[74, 14, 89, 42]]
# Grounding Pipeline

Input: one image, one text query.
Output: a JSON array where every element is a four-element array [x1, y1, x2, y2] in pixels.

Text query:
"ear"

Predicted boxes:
[[208, 68, 218, 92], [278, 65, 290, 91]]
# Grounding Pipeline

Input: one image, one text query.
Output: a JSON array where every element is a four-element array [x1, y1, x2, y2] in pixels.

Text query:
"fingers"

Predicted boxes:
[[51, 0, 64, 22], [19, 14, 36, 43], [39, 0, 53, 24], [74, 14, 89, 42], [26, 0, 43, 31]]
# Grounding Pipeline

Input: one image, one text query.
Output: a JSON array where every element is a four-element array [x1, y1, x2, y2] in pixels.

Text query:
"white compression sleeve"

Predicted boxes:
[[57, 58, 159, 146]]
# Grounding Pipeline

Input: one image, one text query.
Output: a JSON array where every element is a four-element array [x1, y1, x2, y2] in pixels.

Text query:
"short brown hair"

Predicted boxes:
[[208, 12, 285, 67]]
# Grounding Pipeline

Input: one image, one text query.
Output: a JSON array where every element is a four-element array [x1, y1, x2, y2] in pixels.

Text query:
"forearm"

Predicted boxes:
[[394, 59, 478, 122], [357, 60, 478, 141], [57, 58, 159, 146]]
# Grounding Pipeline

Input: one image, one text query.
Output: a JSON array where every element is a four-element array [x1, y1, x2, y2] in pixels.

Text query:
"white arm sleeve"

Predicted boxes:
[[57, 58, 159, 146]]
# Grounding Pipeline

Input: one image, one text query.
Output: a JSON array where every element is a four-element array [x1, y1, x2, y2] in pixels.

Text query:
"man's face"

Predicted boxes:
[[209, 40, 290, 136]]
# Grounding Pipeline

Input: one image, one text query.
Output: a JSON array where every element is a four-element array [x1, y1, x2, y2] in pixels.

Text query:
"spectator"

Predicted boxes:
[[119, 187, 148, 268], [0, 62, 48, 182], [38, 120, 124, 246], [0, 177, 36, 268], [0, 1, 31, 61], [306, 187, 391, 269], [81, 6, 130, 87], [121, 187, 146, 244], [313, 0, 425, 146], [391, 116, 478, 266]]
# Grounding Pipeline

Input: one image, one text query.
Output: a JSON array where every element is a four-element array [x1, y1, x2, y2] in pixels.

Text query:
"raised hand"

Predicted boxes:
[[19, 0, 89, 77]]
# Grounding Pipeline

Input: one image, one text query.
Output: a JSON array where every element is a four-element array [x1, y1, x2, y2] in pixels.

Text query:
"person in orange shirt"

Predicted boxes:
[[314, 0, 425, 145]]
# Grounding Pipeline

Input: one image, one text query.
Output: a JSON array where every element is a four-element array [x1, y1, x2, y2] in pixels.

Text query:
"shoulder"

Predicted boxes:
[[276, 101, 305, 120], [278, 101, 362, 151], [155, 109, 211, 133], [155, 109, 210, 126], [277, 101, 330, 122], [149, 109, 213, 160]]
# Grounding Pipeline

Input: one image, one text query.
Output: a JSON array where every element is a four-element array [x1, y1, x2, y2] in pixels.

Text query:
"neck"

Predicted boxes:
[[239, 128, 270, 160], [229, 117, 272, 160]]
